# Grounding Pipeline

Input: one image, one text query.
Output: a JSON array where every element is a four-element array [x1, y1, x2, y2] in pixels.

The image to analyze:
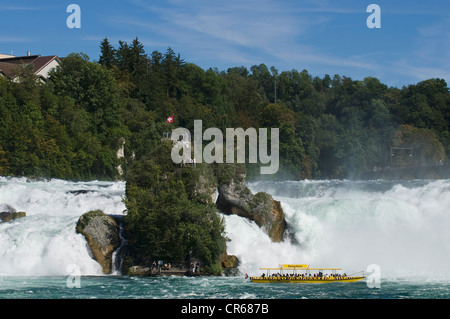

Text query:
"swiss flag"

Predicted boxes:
[[166, 116, 173, 123]]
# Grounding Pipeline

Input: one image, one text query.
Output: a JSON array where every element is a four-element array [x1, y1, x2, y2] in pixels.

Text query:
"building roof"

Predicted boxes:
[[0, 53, 15, 59], [0, 61, 22, 78], [0, 54, 61, 80]]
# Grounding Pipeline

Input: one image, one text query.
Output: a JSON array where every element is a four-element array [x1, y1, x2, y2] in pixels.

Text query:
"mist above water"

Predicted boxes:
[[225, 179, 450, 277]]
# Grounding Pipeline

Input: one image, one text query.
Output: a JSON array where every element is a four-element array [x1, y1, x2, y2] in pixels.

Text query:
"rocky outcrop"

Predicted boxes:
[[0, 204, 26, 222], [116, 137, 126, 178], [220, 254, 239, 269], [76, 210, 120, 274], [191, 172, 218, 205], [126, 265, 152, 276], [216, 174, 286, 242], [219, 254, 240, 276]]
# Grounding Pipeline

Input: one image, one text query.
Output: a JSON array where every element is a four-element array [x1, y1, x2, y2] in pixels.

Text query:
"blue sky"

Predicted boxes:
[[1, 0, 449, 87]]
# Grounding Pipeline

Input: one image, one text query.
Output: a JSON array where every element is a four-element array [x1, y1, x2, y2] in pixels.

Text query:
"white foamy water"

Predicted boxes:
[[2, 177, 450, 280], [224, 179, 450, 278], [0, 177, 126, 276]]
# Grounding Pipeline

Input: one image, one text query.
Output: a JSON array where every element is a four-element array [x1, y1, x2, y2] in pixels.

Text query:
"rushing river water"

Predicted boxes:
[[1, 177, 450, 302]]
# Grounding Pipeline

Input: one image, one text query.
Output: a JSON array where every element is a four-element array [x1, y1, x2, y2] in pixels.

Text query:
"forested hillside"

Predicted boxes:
[[0, 37, 449, 180]]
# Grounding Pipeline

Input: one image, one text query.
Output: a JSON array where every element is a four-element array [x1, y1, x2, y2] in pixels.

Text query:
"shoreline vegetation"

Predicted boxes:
[[1, 37, 449, 275]]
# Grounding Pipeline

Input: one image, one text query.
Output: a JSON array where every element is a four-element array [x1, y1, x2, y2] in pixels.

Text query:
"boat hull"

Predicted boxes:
[[250, 276, 365, 283]]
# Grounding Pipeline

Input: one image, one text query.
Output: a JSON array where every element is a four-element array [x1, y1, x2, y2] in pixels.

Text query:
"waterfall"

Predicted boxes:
[[0, 177, 126, 276], [224, 179, 450, 277], [2, 176, 450, 278], [112, 218, 128, 275]]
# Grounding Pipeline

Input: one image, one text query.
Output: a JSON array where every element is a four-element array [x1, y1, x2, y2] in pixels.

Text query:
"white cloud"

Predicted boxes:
[[115, 0, 449, 86], [0, 6, 41, 11], [0, 36, 33, 42], [123, 0, 375, 72], [415, 19, 450, 63], [384, 18, 450, 85]]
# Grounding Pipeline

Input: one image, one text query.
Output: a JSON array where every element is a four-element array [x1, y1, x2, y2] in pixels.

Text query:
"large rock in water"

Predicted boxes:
[[216, 174, 286, 242], [219, 254, 240, 276], [76, 210, 120, 274], [220, 254, 239, 269], [0, 204, 26, 222]]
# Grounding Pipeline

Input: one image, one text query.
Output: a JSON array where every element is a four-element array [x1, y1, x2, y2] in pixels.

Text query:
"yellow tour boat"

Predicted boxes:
[[249, 264, 365, 283]]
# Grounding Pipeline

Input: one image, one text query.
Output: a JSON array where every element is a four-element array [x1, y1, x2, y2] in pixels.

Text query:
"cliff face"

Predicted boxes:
[[216, 172, 286, 242]]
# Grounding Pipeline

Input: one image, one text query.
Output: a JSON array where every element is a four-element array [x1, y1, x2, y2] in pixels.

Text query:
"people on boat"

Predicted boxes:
[[255, 270, 356, 281]]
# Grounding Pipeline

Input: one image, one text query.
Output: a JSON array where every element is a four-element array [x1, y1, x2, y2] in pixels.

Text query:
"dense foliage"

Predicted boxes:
[[0, 37, 449, 180], [123, 141, 227, 274]]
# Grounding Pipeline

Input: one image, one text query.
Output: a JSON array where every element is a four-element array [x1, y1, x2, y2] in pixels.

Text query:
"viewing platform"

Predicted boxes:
[[361, 163, 450, 180]]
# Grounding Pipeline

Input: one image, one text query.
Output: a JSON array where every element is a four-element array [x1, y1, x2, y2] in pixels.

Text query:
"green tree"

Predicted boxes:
[[392, 124, 445, 166], [0, 146, 9, 175], [49, 53, 122, 139], [260, 103, 305, 179], [98, 37, 117, 68], [124, 142, 227, 274]]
